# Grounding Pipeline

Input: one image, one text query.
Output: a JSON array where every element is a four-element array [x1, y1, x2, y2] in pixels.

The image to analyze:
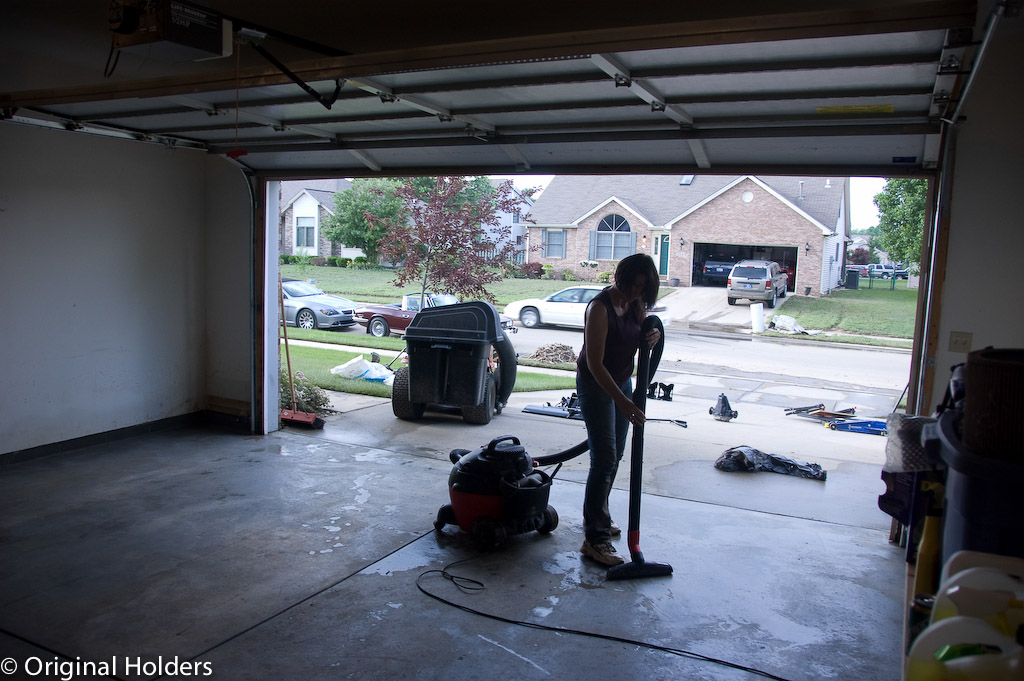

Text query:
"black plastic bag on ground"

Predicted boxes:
[[714, 445, 827, 481]]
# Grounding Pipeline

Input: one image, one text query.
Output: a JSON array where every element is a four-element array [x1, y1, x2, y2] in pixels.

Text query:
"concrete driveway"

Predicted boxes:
[[657, 284, 785, 332]]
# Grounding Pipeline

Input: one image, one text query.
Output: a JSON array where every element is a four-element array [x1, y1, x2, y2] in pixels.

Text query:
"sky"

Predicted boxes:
[[492, 175, 888, 232]]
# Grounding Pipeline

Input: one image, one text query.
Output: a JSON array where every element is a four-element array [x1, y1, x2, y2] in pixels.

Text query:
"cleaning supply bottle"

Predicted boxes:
[[906, 616, 1023, 681], [931, 567, 1024, 636]]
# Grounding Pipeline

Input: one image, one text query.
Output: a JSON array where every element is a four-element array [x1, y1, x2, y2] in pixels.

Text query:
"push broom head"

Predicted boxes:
[[281, 409, 325, 429]]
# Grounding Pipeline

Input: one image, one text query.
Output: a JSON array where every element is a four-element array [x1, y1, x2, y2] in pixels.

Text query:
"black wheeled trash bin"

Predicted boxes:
[[393, 301, 508, 425], [846, 269, 860, 289]]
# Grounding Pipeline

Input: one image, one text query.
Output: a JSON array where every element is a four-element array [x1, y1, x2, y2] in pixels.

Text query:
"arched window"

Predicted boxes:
[[595, 214, 633, 260]]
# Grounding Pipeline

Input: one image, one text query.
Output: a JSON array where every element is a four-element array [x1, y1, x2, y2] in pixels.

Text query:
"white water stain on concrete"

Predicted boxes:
[[351, 473, 377, 504], [532, 594, 560, 619], [541, 552, 598, 590], [362, 542, 448, 576], [323, 525, 341, 532], [352, 450, 381, 462]]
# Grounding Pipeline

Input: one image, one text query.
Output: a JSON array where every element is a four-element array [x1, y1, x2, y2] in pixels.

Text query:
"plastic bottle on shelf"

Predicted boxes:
[[906, 616, 1023, 681], [931, 567, 1024, 636]]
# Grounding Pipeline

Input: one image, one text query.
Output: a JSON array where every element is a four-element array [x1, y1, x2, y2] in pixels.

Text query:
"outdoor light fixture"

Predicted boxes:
[[679, 237, 685, 247], [804, 242, 811, 253]]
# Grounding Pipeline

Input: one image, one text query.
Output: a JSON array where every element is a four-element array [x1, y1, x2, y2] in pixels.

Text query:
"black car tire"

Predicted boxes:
[[296, 309, 317, 330], [392, 367, 425, 420], [779, 286, 787, 298], [766, 291, 777, 308], [727, 297, 736, 306], [519, 307, 540, 328], [368, 316, 390, 338]]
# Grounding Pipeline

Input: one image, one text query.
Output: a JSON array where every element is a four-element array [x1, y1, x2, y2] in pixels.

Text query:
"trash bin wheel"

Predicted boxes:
[[392, 366, 425, 420], [462, 373, 496, 425]]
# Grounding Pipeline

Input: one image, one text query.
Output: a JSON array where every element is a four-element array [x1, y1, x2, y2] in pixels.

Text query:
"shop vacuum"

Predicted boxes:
[[435, 317, 673, 580]]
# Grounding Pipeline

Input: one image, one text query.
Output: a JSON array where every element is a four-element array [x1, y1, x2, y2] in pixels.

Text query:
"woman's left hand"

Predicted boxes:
[[645, 327, 661, 349]]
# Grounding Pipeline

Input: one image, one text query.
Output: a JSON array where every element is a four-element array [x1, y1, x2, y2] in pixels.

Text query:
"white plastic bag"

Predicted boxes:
[[331, 356, 395, 384]]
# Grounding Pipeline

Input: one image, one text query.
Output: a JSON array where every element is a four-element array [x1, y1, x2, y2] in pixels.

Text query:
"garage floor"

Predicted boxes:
[[0, 388, 906, 681]]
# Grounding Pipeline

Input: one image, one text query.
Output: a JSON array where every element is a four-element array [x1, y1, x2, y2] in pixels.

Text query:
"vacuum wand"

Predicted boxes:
[[607, 315, 673, 581]]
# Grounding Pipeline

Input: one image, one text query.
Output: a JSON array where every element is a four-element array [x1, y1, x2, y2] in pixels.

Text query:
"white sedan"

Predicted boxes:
[[504, 285, 605, 328]]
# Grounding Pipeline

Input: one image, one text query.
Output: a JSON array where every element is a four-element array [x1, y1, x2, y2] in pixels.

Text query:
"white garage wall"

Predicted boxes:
[[203, 160, 255, 420], [928, 14, 1024, 410], [0, 124, 252, 455]]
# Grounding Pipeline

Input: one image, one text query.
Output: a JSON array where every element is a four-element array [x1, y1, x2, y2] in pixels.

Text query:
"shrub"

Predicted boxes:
[[561, 269, 578, 281], [542, 264, 554, 280], [327, 256, 341, 267], [340, 257, 352, 268], [519, 262, 543, 279], [280, 254, 296, 264], [279, 369, 331, 415], [310, 256, 327, 266], [597, 271, 612, 283], [353, 256, 368, 266]]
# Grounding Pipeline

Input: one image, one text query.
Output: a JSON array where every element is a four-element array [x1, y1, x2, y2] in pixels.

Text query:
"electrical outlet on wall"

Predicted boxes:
[[949, 331, 973, 353]]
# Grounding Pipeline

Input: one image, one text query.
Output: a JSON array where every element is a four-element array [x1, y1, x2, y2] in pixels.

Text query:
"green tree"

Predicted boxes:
[[407, 176, 496, 207], [369, 177, 533, 302], [323, 178, 406, 264], [874, 178, 927, 269]]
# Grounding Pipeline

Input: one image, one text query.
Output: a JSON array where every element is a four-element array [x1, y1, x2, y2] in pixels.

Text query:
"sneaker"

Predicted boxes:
[[610, 521, 621, 537], [581, 540, 624, 566]]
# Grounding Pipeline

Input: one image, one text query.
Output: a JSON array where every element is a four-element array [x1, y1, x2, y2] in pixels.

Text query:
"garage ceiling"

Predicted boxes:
[[1, 0, 986, 178]]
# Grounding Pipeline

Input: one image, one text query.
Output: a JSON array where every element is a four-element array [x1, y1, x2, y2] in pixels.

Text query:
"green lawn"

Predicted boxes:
[[282, 344, 577, 400], [773, 281, 918, 344], [282, 264, 581, 305]]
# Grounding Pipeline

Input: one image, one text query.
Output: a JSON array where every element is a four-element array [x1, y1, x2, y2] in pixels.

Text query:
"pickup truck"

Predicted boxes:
[[866, 264, 895, 279], [355, 292, 516, 337]]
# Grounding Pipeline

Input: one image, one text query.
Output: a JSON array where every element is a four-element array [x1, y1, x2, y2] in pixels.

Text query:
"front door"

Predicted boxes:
[[659, 235, 670, 274]]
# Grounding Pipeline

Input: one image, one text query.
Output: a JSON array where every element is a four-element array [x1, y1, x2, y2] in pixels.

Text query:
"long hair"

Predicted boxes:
[[613, 253, 660, 317]]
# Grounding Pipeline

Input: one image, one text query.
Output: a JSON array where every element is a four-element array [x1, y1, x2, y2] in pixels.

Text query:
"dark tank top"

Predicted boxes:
[[577, 288, 642, 385]]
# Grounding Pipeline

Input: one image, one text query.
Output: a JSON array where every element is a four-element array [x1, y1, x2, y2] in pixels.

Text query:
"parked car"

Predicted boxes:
[[727, 260, 788, 308], [504, 285, 604, 328], [893, 264, 910, 280], [700, 259, 736, 286], [355, 292, 515, 337], [846, 263, 868, 277], [505, 285, 668, 328], [867, 263, 895, 279], [281, 278, 358, 330]]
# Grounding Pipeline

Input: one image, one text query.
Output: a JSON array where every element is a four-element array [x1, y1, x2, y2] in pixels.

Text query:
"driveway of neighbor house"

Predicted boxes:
[[656, 285, 783, 332]]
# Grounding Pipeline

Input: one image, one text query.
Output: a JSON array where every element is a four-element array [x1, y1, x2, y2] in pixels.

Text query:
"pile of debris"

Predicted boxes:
[[527, 343, 578, 364]]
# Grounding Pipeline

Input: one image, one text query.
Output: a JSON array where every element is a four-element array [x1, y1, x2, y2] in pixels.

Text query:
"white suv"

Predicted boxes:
[[866, 264, 895, 279], [727, 260, 789, 308]]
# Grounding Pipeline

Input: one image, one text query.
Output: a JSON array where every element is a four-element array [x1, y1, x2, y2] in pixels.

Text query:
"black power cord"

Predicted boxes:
[[417, 556, 797, 681]]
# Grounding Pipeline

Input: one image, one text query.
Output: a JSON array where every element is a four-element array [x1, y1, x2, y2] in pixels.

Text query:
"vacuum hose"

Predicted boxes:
[[532, 315, 666, 467]]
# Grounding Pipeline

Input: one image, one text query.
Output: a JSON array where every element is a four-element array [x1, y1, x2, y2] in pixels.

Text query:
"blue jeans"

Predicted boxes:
[[577, 371, 632, 544]]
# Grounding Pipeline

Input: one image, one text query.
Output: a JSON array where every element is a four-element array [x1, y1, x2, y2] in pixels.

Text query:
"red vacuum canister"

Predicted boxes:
[[434, 435, 558, 547]]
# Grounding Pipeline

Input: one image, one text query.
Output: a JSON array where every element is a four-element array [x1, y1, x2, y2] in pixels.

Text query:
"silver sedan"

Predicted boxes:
[[282, 279, 358, 330]]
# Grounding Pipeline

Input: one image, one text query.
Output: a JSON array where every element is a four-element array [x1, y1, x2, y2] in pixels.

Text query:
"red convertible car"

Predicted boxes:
[[355, 292, 516, 337]]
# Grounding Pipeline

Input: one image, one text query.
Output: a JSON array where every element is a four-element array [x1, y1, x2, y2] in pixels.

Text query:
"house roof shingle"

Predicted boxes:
[[528, 175, 846, 232]]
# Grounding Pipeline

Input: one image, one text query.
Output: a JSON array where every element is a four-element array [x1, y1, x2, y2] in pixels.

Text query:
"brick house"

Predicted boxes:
[[526, 175, 850, 296], [279, 178, 364, 259]]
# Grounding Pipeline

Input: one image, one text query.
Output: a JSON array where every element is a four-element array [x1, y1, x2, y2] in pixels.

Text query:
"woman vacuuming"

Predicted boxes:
[[576, 254, 661, 566]]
